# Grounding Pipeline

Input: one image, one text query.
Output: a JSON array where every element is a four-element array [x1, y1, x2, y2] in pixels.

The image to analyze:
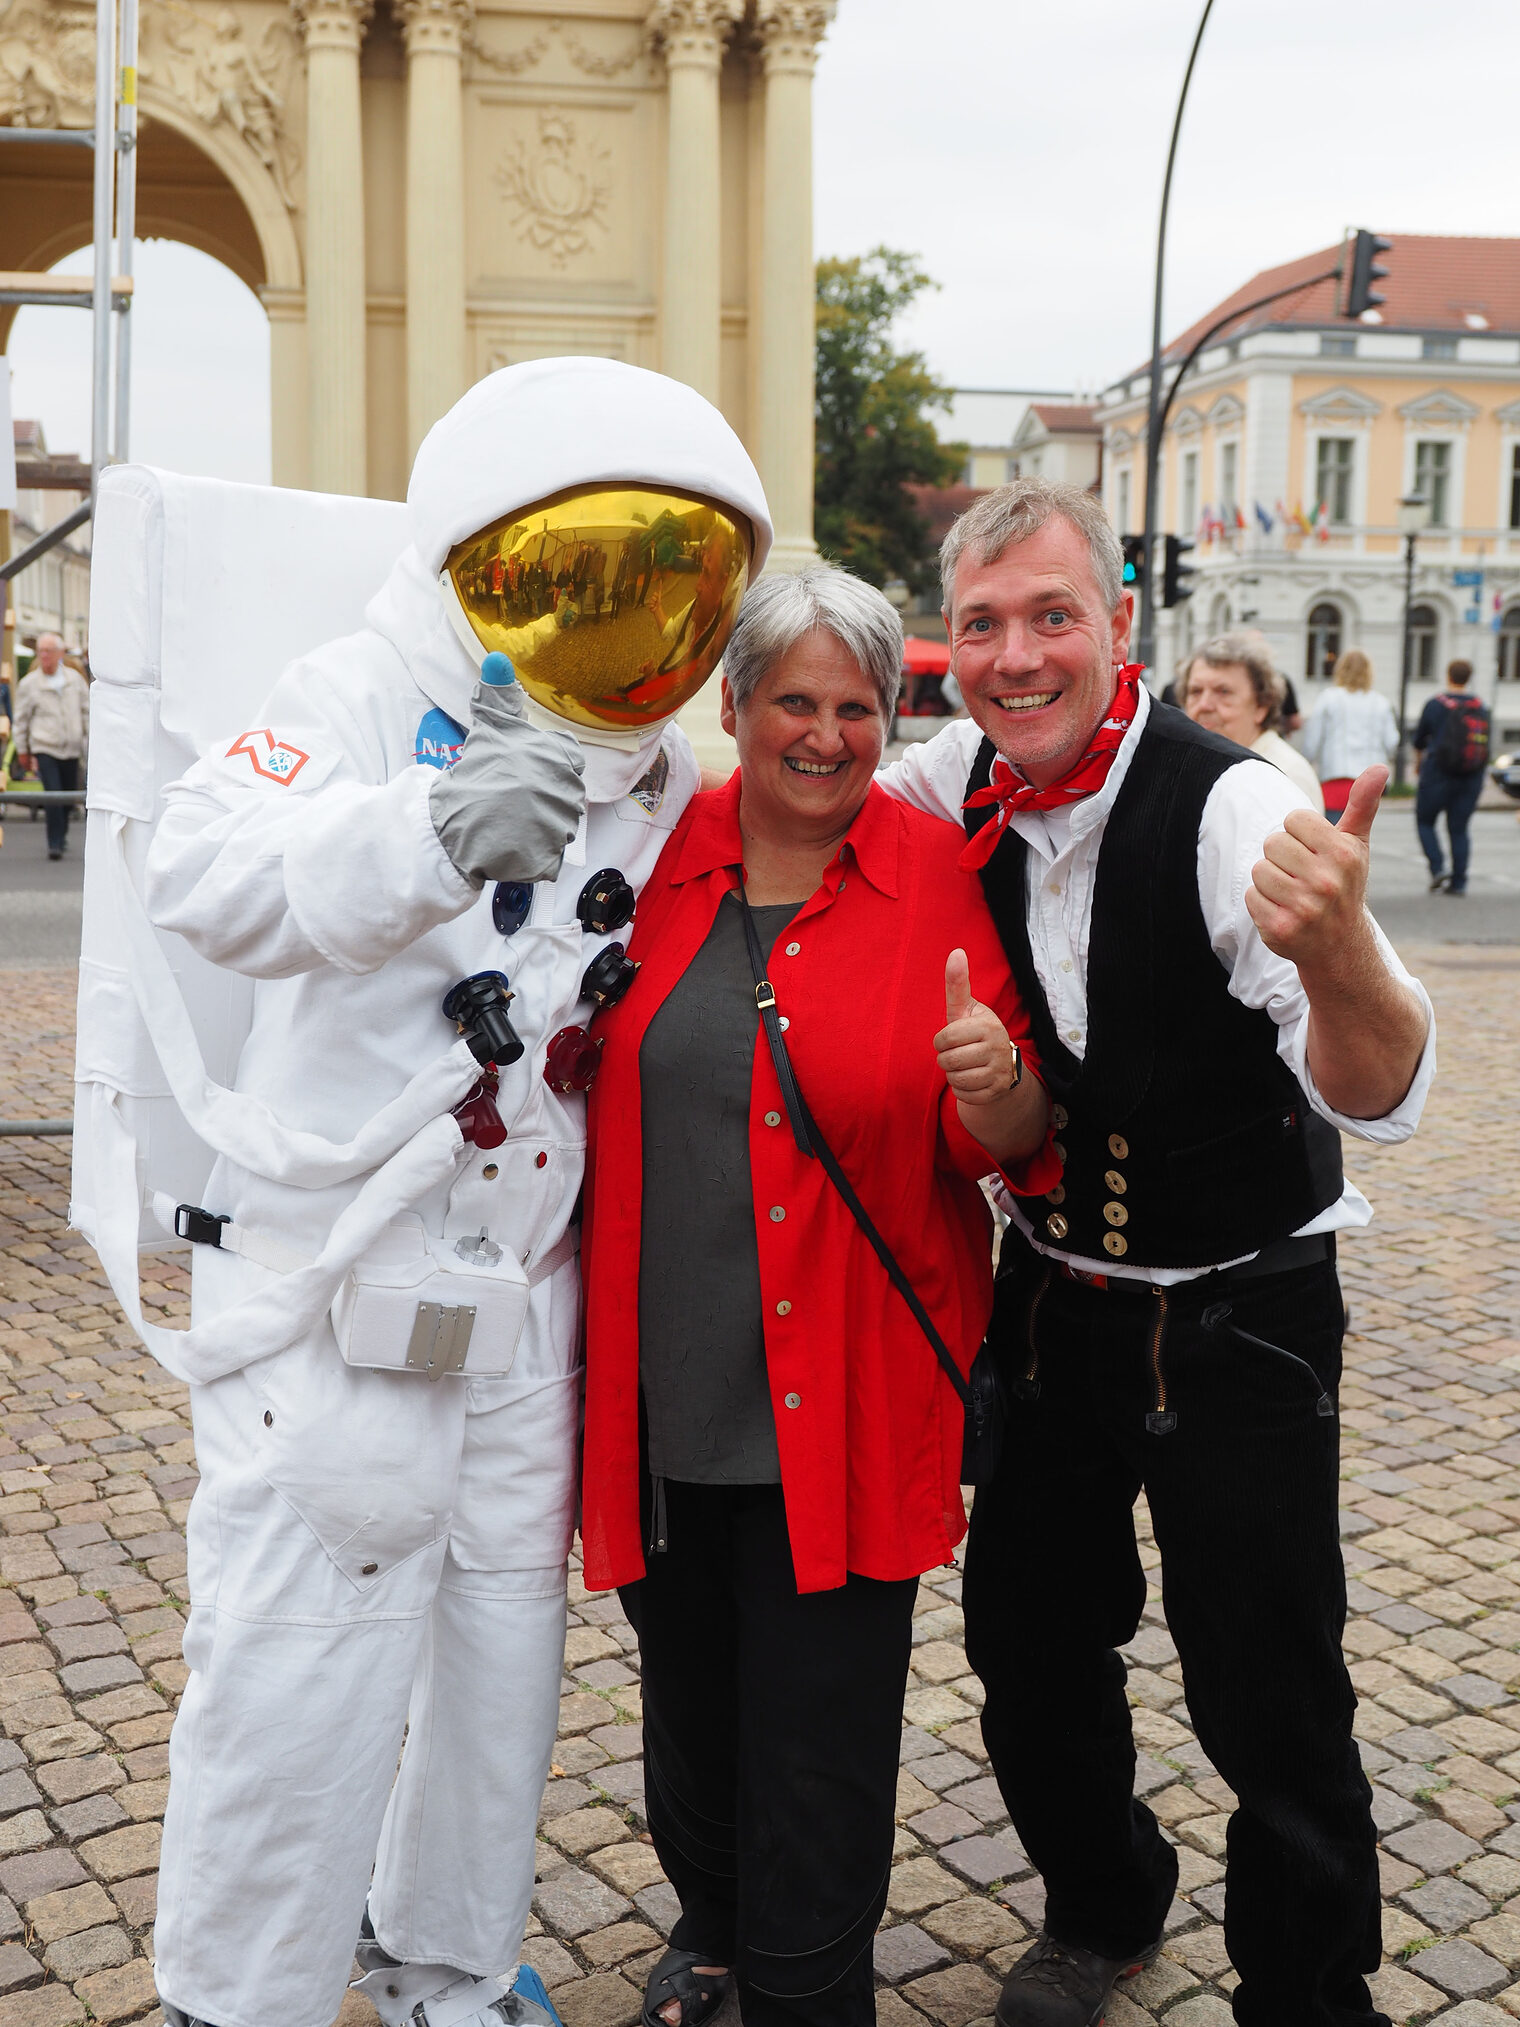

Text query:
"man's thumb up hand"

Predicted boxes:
[[945, 947, 974, 1024], [1337, 765, 1388, 844]]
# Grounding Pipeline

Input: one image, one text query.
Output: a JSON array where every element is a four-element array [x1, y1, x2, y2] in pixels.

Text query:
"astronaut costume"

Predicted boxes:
[[104, 360, 770, 2027]]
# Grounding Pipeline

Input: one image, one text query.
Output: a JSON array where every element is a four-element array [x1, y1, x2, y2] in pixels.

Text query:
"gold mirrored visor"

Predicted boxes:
[[444, 485, 753, 735]]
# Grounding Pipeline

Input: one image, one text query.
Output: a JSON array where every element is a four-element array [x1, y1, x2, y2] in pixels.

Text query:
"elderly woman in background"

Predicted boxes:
[[1177, 632, 1324, 810], [1301, 648, 1400, 822], [580, 567, 1055, 2027]]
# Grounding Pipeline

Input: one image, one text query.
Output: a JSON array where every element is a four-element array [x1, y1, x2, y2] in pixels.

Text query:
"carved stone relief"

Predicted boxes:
[[494, 105, 612, 268], [0, 0, 300, 208], [469, 17, 646, 83]]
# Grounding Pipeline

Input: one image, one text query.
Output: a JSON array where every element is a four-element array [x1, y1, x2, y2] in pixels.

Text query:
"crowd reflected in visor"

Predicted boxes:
[[445, 485, 752, 735]]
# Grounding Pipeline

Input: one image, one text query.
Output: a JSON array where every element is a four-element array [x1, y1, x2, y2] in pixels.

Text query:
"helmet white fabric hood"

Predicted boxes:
[[408, 356, 773, 577]]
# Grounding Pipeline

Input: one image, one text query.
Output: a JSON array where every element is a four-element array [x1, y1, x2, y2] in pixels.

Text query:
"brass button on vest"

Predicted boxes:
[[1052, 1103, 1069, 1128], [1047, 1184, 1066, 1205], [1104, 1169, 1127, 1195], [1052, 1141, 1067, 1165], [1046, 1212, 1069, 1241], [1108, 1133, 1129, 1160], [1104, 1202, 1128, 1227], [1103, 1231, 1128, 1257]]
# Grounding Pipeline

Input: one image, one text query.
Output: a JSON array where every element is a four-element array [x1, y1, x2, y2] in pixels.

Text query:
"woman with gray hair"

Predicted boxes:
[[1177, 633, 1324, 811], [579, 564, 1055, 2027]]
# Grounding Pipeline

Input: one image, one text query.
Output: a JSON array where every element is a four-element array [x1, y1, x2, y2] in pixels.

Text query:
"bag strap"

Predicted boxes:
[[732, 876, 971, 1410]]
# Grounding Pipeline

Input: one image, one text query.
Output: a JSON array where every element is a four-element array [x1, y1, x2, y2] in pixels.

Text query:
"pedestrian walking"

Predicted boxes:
[[1413, 658, 1491, 894], [878, 478, 1433, 2027], [1300, 649, 1399, 823], [581, 568, 1055, 2027], [11, 633, 89, 859], [1175, 633, 1324, 810]]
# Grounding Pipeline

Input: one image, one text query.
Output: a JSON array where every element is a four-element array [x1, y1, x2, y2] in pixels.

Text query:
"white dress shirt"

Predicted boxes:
[[877, 684, 1436, 1284]]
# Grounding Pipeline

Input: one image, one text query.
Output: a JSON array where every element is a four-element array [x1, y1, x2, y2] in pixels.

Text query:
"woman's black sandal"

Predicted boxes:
[[640, 1948, 733, 2027]]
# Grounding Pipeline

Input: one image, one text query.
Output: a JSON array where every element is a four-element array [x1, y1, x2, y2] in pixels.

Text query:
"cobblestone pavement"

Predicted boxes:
[[0, 947, 1516, 2027]]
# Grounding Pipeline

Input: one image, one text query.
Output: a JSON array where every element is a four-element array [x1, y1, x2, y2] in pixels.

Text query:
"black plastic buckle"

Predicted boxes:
[[175, 1204, 230, 1247]]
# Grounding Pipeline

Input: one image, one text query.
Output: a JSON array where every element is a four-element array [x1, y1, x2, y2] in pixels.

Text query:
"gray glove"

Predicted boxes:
[[428, 671, 586, 887]]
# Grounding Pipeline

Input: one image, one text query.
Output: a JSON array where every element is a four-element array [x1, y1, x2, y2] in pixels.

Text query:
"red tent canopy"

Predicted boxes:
[[902, 635, 951, 674]]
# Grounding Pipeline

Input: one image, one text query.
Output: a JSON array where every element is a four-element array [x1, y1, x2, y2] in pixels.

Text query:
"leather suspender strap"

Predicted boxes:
[[732, 877, 972, 1412]]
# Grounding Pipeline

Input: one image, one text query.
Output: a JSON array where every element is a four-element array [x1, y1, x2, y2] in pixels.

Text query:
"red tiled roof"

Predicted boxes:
[[1158, 234, 1520, 365], [1028, 403, 1100, 433]]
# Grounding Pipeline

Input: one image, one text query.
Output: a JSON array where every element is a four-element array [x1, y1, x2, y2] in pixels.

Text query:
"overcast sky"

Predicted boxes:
[[8, 0, 1520, 483]]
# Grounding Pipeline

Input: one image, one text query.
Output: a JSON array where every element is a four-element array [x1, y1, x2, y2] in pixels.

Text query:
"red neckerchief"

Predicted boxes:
[[959, 666, 1144, 871]]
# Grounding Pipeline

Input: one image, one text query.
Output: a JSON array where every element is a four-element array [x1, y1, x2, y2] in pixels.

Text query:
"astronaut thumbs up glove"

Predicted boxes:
[[428, 654, 587, 887]]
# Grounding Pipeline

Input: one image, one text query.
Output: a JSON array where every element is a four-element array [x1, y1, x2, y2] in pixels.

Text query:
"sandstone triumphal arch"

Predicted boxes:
[[0, 0, 832, 575]]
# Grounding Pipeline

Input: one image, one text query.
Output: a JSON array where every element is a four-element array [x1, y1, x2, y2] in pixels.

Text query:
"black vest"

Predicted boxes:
[[966, 704, 1343, 1269]]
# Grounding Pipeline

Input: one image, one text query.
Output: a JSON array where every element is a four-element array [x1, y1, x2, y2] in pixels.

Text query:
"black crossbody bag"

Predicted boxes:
[[734, 882, 1005, 1487]]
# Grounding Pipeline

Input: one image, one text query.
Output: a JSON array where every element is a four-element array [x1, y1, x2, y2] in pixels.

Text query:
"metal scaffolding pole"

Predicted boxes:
[[113, 0, 139, 464], [91, 0, 118, 492]]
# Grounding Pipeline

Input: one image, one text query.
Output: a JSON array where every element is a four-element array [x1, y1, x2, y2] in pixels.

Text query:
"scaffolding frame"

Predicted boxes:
[[0, 0, 139, 598]]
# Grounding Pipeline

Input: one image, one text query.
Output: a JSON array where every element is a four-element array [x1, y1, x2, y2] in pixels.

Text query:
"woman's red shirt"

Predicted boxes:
[[580, 773, 1058, 1595]]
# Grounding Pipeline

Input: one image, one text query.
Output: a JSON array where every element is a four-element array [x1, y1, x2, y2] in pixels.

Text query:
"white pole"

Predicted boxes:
[[113, 0, 138, 466], [90, 0, 117, 494]]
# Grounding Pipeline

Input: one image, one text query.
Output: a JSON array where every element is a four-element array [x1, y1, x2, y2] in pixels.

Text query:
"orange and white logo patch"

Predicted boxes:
[[227, 729, 312, 786]]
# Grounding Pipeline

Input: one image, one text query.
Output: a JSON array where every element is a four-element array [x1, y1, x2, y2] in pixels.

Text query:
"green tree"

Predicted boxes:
[[814, 247, 966, 591]]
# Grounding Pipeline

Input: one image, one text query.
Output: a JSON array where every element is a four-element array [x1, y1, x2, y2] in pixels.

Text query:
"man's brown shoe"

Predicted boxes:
[[994, 1930, 1161, 2027]]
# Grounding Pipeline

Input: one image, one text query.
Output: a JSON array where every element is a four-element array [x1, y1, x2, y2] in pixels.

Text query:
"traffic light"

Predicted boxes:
[[1162, 534, 1195, 608], [1121, 534, 1145, 589], [1341, 229, 1391, 320]]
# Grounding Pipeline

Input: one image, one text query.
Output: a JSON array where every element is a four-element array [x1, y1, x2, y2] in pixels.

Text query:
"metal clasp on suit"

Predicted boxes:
[[754, 981, 777, 1011], [404, 1302, 478, 1380]]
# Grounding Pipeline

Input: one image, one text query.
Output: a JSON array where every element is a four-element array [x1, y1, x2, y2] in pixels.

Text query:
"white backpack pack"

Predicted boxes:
[[72, 465, 416, 1374]]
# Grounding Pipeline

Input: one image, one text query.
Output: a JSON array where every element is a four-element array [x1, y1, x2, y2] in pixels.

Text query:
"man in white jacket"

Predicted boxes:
[[140, 360, 770, 2027]]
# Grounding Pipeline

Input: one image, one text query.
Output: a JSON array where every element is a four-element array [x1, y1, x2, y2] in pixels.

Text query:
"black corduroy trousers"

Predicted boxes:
[[962, 1238, 1388, 2027], [620, 1481, 917, 2027]]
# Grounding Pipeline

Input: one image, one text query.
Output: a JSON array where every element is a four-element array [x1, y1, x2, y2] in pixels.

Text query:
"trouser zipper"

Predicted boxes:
[[1145, 1289, 1175, 1434], [1011, 1267, 1051, 1400], [647, 1474, 669, 1556]]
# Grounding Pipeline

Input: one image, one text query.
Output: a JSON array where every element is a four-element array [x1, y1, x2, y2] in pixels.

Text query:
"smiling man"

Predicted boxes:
[[877, 480, 1432, 2027]]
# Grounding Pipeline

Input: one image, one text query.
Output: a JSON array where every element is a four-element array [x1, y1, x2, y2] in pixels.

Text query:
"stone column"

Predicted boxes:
[[294, 0, 373, 495], [398, 0, 473, 459], [647, 0, 742, 405], [752, 0, 834, 572]]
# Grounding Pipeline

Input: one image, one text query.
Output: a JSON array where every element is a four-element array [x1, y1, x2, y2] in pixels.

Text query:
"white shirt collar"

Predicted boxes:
[[1006, 680, 1153, 854]]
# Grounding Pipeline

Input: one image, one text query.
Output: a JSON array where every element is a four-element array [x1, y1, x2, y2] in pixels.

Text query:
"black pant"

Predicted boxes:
[[1416, 765, 1483, 889], [35, 753, 79, 856], [963, 1240, 1385, 2027], [620, 1482, 917, 2027]]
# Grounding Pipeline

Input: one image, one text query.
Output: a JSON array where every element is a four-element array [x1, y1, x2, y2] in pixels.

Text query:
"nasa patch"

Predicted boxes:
[[227, 729, 313, 786], [415, 707, 468, 771]]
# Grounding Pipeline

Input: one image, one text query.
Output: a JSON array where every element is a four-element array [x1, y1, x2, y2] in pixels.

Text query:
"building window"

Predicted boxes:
[[1406, 603, 1439, 685], [1320, 334, 1356, 358], [1181, 450, 1199, 534], [1117, 469, 1132, 533], [1422, 335, 1458, 361], [1314, 438, 1355, 525], [1219, 442, 1238, 518], [1498, 607, 1520, 682], [1306, 602, 1342, 679], [1413, 440, 1452, 526], [1508, 445, 1520, 531], [1006, 458, 1021, 481]]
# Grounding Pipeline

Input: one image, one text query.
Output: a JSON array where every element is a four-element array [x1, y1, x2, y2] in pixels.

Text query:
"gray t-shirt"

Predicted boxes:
[[637, 894, 799, 1484]]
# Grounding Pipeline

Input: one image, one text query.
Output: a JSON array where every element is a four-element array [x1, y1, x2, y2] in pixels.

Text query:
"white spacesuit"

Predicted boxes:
[[128, 359, 771, 2027]]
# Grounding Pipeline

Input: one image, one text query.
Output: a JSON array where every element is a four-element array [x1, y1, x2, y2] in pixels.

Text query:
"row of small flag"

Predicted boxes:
[[1197, 502, 1332, 540]]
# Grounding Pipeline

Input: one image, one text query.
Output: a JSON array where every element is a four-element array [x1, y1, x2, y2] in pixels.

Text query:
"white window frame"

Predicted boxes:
[[1404, 429, 1467, 537], [1497, 604, 1520, 683], [1215, 437, 1241, 522], [1116, 466, 1132, 534], [1309, 434, 1357, 527]]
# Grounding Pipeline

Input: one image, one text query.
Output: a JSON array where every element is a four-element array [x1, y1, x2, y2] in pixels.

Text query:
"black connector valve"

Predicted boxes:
[[443, 970, 525, 1067], [576, 868, 636, 936], [581, 942, 640, 1011]]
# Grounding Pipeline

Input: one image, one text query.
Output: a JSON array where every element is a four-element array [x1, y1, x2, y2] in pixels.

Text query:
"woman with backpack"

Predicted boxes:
[[1412, 659, 1492, 895], [1300, 649, 1399, 824]]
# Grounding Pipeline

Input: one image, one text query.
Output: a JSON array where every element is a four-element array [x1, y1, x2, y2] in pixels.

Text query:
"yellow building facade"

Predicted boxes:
[[1100, 236, 1520, 746]]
